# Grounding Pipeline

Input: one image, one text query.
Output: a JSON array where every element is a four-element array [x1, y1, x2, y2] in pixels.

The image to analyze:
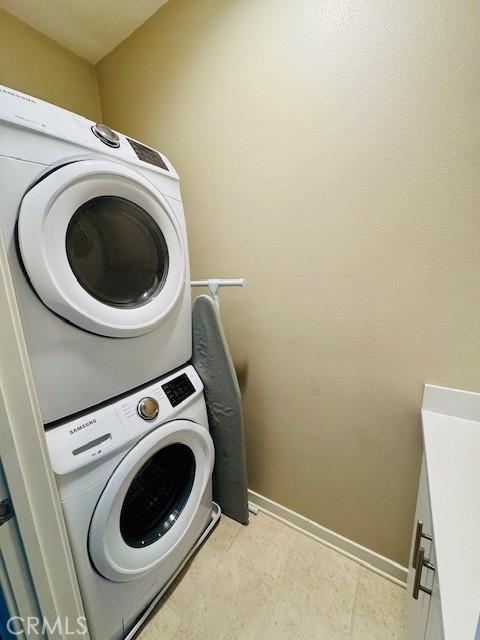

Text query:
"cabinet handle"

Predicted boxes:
[[412, 520, 433, 568], [413, 546, 435, 599]]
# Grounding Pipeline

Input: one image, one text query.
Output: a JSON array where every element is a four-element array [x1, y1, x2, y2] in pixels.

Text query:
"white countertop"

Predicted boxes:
[[422, 385, 480, 640]]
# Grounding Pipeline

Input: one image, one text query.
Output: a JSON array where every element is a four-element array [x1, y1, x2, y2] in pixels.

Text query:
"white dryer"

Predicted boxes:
[[0, 85, 192, 423], [46, 365, 215, 640]]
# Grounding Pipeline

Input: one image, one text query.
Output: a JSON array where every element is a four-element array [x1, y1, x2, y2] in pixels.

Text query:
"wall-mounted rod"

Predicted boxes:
[[191, 278, 245, 310], [191, 278, 245, 288]]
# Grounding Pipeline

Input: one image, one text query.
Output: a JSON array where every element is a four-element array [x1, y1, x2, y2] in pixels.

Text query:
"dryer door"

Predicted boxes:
[[88, 420, 214, 582], [18, 159, 185, 337]]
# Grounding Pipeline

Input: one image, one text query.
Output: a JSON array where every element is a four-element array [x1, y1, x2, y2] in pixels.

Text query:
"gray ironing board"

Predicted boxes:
[[192, 295, 249, 524]]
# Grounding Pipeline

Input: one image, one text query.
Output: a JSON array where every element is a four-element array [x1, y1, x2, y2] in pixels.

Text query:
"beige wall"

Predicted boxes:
[[0, 8, 101, 121], [97, 0, 480, 565]]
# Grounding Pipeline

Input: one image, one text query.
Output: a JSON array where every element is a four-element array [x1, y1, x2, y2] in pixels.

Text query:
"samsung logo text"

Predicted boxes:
[[70, 419, 96, 435]]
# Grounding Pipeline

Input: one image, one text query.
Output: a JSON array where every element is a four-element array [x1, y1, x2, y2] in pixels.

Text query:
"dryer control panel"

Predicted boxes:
[[45, 365, 204, 476], [0, 84, 179, 183]]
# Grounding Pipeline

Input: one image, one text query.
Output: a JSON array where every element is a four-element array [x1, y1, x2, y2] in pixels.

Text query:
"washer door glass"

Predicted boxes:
[[66, 196, 169, 309], [120, 443, 195, 547], [88, 420, 214, 582]]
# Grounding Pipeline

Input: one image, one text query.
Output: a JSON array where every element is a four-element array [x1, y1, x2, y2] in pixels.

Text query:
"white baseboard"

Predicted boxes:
[[248, 490, 407, 588]]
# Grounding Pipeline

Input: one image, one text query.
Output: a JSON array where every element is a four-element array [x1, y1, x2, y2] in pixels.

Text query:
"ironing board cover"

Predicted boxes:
[[192, 295, 249, 524]]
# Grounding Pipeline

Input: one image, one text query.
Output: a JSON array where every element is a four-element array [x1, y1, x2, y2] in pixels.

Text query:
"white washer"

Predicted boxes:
[[46, 365, 214, 640], [0, 85, 193, 423]]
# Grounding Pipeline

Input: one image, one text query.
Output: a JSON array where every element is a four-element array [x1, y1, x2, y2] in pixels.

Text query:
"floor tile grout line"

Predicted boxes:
[[184, 616, 210, 640], [348, 567, 362, 637], [171, 610, 183, 640], [222, 520, 244, 553], [255, 571, 285, 640], [247, 517, 304, 640], [177, 539, 258, 640], [166, 533, 229, 620]]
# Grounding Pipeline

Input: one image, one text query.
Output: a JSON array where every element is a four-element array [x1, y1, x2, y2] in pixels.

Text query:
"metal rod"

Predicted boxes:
[[191, 278, 245, 311], [412, 520, 433, 568], [423, 559, 436, 572], [413, 546, 425, 599], [191, 279, 245, 287], [413, 521, 424, 568], [413, 547, 435, 600]]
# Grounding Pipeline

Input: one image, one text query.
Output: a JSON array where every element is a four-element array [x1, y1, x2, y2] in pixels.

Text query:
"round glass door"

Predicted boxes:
[[88, 420, 214, 582], [18, 159, 186, 337], [120, 443, 195, 547], [66, 196, 169, 309]]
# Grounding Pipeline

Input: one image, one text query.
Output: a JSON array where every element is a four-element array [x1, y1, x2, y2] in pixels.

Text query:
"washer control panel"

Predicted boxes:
[[162, 374, 196, 407], [46, 365, 203, 475]]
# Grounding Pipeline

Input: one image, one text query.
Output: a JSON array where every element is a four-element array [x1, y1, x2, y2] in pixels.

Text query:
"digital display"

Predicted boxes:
[[126, 138, 169, 171], [162, 374, 195, 407]]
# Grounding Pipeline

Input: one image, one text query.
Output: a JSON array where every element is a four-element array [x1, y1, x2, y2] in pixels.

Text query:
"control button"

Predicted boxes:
[[161, 374, 196, 407], [92, 123, 120, 148], [137, 397, 159, 421]]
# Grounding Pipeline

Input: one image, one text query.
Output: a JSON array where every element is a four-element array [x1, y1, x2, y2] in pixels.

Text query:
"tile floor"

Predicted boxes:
[[138, 512, 406, 640]]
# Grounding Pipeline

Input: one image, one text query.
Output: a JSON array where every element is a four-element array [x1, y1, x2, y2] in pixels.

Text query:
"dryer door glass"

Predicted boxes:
[[120, 443, 195, 547], [66, 197, 169, 308], [18, 159, 186, 337]]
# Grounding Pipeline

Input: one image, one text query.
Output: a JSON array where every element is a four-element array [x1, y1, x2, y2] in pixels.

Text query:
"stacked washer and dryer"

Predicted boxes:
[[0, 85, 217, 640]]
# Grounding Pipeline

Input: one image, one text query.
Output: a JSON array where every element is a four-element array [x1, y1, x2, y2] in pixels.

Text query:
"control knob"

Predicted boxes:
[[92, 123, 120, 148], [137, 397, 159, 421]]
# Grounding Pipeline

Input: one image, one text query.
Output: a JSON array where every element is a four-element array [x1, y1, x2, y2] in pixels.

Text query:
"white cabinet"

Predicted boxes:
[[418, 385, 480, 639], [406, 455, 443, 640], [424, 561, 443, 640]]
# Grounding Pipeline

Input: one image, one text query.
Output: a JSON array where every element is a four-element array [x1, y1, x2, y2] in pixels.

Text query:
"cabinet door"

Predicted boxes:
[[424, 543, 444, 640], [406, 455, 435, 639]]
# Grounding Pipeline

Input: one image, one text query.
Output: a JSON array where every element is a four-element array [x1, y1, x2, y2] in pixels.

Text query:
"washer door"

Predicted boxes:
[[18, 159, 185, 337], [88, 420, 214, 582]]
